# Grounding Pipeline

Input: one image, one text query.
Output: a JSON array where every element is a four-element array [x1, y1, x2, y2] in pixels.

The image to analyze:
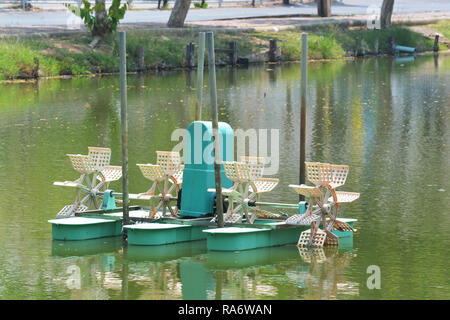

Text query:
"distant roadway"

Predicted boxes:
[[0, 0, 448, 27]]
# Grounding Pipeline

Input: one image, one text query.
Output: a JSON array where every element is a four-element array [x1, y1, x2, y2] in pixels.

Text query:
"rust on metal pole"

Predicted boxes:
[[119, 31, 130, 232], [299, 33, 308, 202], [206, 32, 224, 228]]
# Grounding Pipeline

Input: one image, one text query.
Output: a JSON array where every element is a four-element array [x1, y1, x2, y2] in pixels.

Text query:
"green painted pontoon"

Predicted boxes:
[[48, 206, 150, 241], [125, 223, 196, 245], [48, 217, 122, 241], [203, 219, 356, 251]]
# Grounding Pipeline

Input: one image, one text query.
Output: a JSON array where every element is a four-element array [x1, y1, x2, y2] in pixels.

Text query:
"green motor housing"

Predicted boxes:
[[179, 121, 234, 217]]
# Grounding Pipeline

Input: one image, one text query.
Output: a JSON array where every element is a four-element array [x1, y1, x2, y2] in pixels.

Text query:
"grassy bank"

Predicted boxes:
[[0, 22, 448, 80], [430, 19, 450, 39]]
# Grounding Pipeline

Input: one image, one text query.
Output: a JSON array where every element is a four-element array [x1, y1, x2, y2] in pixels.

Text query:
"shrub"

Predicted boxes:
[[194, 2, 208, 8], [65, 0, 127, 38]]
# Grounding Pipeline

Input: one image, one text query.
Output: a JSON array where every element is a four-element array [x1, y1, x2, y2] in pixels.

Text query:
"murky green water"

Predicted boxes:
[[0, 54, 449, 300]]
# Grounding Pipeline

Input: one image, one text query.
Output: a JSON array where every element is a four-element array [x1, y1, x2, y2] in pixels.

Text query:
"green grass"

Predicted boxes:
[[122, 29, 262, 71], [0, 37, 118, 79], [251, 26, 346, 60], [0, 39, 60, 80], [334, 25, 442, 53], [430, 19, 450, 39], [0, 22, 447, 80], [252, 24, 443, 60]]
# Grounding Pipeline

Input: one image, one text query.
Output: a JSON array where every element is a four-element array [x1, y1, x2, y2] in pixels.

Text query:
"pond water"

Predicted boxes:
[[0, 54, 448, 300]]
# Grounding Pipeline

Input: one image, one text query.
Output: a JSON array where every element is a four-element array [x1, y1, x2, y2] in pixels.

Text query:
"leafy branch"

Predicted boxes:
[[65, 0, 127, 39]]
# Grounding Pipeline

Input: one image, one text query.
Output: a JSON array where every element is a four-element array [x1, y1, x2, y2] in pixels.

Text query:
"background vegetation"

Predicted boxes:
[[0, 22, 447, 80]]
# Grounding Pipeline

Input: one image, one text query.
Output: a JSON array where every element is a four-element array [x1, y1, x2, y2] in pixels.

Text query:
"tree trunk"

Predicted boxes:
[[167, 0, 191, 28], [380, 0, 395, 29], [317, 0, 331, 17], [93, 0, 109, 37], [283, 0, 289, 5]]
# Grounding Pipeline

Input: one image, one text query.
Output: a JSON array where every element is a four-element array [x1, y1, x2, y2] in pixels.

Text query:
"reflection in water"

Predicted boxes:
[[0, 54, 449, 299], [394, 56, 416, 64], [297, 247, 358, 299], [127, 241, 206, 262], [52, 237, 122, 257], [48, 240, 359, 300], [180, 261, 216, 300]]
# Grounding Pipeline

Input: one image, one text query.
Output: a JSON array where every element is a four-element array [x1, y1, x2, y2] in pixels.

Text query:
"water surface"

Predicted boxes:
[[0, 54, 449, 299]]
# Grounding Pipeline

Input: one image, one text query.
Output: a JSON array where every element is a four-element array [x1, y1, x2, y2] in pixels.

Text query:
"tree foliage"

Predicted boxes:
[[65, 0, 127, 37]]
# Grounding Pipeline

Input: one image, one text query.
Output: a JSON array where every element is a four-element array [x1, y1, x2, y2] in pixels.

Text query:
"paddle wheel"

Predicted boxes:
[[53, 147, 122, 218], [210, 156, 279, 224], [133, 151, 183, 218], [286, 162, 359, 247]]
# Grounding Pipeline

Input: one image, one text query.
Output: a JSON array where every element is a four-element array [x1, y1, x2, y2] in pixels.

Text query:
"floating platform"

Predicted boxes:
[[203, 219, 356, 251], [49, 207, 356, 252], [124, 223, 209, 246], [48, 206, 149, 241], [48, 217, 122, 241], [48, 206, 213, 242]]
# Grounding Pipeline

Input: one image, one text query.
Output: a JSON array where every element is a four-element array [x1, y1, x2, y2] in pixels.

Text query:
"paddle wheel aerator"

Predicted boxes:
[[133, 151, 183, 218], [53, 147, 122, 218], [287, 162, 360, 247]]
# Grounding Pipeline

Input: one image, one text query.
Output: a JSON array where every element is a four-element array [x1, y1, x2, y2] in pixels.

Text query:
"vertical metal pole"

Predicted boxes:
[[360, 39, 366, 57], [433, 33, 439, 52], [229, 41, 238, 66], [186, 42, 195, 68], [196, 32, 205, 121], [137, 45, 145, 72], [269, 39, 276, 62], [388, 36, 395, 56], [299, 33, 307, 202], [119, 32, 130, 232], [206, 32, 224, 228]]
